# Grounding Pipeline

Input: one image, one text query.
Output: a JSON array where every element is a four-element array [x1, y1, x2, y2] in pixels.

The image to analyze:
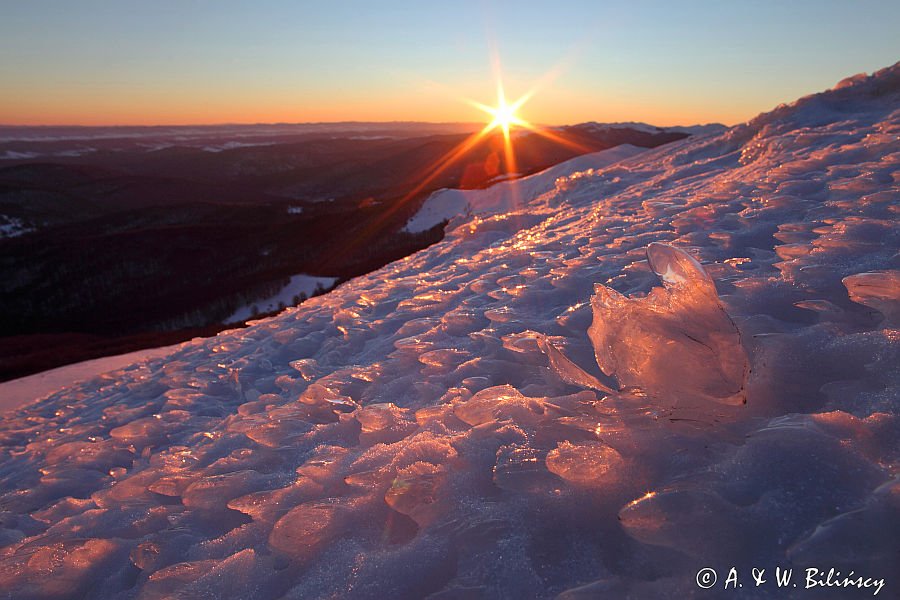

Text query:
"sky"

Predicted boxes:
[[1, 1, 898, 127]]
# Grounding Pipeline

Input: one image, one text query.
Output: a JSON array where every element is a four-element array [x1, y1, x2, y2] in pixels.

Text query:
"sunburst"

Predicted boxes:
[[468, 83, 530, 140]]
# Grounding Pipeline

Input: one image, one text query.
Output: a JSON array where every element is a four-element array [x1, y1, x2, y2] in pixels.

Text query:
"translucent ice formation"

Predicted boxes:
[[589, 243, 749, 409], [843, 270, 900, 325]]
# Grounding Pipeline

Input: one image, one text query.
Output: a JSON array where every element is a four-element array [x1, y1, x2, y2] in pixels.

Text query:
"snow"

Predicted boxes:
[[663, 123, 728, 136], [0, 150, 40, 160], [0, 216, 35, 238], [0, 63, 898, 599], [226, 274, 338, 323], [0, 149, 96, 160], [201, 141, 276, 153], [403, 144, 646, 233], [0, 343, 185, 414], [578, 121, 727, 136]]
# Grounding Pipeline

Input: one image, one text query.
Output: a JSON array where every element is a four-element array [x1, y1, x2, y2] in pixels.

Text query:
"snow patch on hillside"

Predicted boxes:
[[404, 143, 646, 233], [227, 274, 338, 322], [0, 215, 34, 238], [578, 121, 727, 136]]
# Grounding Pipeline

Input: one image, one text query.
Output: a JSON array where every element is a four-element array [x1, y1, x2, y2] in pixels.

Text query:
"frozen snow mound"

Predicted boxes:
[[403, 143, 646, 233], [0, 63, 898, 599]]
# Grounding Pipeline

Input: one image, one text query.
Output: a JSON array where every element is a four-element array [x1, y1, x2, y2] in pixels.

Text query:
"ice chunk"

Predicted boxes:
[[843, 270, 900, 324], [618, 488, 744, 557], [535, 334, 614, 393], [355, 403, 416, 445], [453, 385, 548, 427], [147, 474, 195, 497], [228, 477, 325, 523], [289, 358, 320, 381], [0, 539, 126, 599], [162, 549, 272, 600], [588, 243, 749, 409], [545, 441, 624, 486], [109, 416, 167, 447], [140, 559, 221, 598], [268, 500, 348, 561], [296, 445, 350, 484], [45, 440, 134, 471], [384, 461, 447, 525], [492, 444, 559, 492], [181, 469, 272, 510]]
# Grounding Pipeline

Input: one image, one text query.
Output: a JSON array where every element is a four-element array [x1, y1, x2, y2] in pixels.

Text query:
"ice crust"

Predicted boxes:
[[0, 65, 898, 599]]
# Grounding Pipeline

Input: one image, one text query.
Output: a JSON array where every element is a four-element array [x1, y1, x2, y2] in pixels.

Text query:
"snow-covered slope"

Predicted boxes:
[[404, 143, 646, 233], [1, 64, 898, 599]]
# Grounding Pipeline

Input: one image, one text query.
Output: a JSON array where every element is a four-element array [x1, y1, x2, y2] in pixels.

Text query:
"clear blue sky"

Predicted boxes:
[[1, 0, 897, 125]]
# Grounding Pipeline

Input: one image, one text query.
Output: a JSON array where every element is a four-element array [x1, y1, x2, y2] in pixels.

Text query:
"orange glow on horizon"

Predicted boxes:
[[0, 97, 752, 128], [0, 83, 753, 128]]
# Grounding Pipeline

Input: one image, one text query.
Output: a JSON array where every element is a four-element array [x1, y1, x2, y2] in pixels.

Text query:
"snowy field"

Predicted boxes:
[[0, 65, 897, 599]]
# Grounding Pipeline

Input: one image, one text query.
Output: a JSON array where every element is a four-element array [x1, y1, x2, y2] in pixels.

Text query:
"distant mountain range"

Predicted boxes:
[[0, 120, 724, 162]]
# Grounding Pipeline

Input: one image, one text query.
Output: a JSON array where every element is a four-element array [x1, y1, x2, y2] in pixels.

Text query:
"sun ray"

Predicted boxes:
[[523, 124, 594, 154], [316, 122, 497, 270]]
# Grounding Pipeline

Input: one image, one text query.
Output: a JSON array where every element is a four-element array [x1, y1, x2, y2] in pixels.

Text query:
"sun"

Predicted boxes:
[[469, 83, 529, 140], [485, 86, 527, 137]]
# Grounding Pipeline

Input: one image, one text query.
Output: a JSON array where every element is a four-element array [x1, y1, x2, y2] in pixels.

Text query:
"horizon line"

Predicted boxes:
[[0, 118, 728, 130], [0, 120, 490, 129]]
